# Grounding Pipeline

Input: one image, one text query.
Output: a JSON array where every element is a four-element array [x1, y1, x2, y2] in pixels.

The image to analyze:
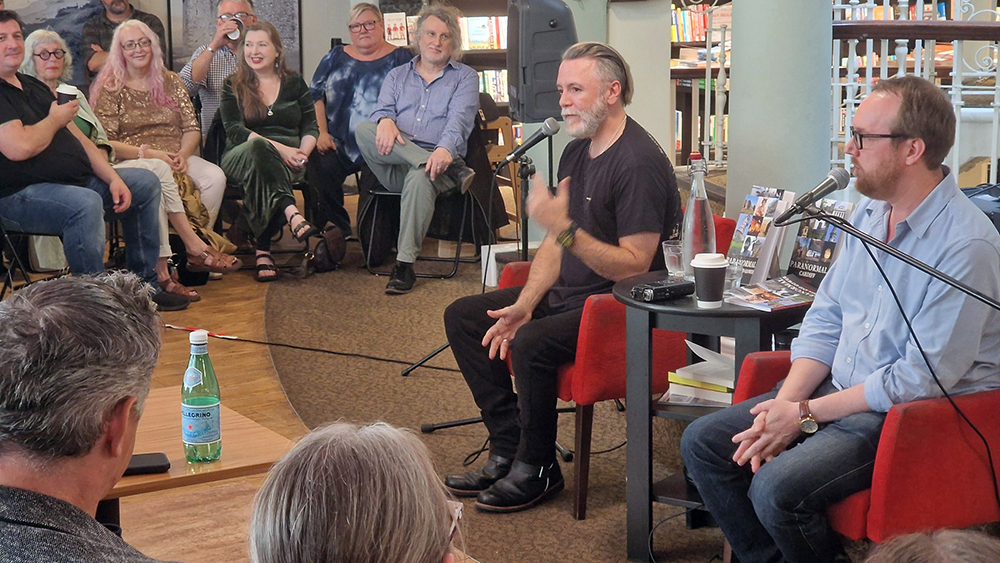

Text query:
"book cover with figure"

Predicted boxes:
[[727, 186, 796, 285], [786, 198, 855, 288]]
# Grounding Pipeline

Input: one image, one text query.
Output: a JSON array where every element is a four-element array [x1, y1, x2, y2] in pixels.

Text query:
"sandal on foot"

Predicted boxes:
[[159, 277, 201, 302], [187, 247, 243, 273], [289, 212, 319, 242], [255, 253, 279, 283]]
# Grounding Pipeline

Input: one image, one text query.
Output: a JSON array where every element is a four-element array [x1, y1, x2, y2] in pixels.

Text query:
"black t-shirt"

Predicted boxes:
[[0, 73, 92, 199], [548, 117, 682, 312]]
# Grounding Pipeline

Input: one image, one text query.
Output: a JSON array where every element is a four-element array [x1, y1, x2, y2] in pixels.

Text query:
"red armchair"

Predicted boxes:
[[734, 350, 1000, 542], [498, 214, 735, 519]]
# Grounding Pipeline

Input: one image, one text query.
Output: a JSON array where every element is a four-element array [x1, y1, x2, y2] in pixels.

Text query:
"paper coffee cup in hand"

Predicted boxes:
[[55, 84, 76, 105], [691, 253, 729, 308]]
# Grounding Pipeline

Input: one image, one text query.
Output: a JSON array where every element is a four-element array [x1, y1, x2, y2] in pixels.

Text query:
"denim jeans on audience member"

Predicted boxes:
[[680, 377, 886, 563], [0, 168, 162, 288]]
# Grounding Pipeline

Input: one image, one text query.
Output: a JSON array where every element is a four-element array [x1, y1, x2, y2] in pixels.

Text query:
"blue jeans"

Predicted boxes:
[[0, 169, 162, 287], [680, 378, 886, 563]]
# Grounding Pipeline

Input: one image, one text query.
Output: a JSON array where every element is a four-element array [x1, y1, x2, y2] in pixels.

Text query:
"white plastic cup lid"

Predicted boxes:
[[690, 253, 728, 269], [55, 84, 76, 95]]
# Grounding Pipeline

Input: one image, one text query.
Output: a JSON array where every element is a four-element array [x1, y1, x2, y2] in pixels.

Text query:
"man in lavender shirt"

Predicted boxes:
[[356, 3, 478, 294]]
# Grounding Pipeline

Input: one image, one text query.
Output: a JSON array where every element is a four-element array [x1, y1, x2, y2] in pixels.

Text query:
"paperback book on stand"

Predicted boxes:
[[727, 186, 796, 285], [786, 198, 855, 288], [725, 274, 816, 312], [383, 12, 408, 47], [660, 340, 735, 407]]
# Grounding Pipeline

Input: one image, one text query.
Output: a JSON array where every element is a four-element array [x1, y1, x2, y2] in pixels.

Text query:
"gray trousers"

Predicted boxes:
[[355, 120, 461, 263]]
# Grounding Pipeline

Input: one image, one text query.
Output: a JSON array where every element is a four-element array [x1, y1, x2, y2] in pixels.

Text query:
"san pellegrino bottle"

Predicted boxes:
[[681, 152, 716, 280], [182, 329, 222, 462]]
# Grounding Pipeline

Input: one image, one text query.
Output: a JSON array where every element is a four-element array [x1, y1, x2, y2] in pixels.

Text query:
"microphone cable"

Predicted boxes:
[[805, 212, 1000, 511], [163, 323, 462, 374]]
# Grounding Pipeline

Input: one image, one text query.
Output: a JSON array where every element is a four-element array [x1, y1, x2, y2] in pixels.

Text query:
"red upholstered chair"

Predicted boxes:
[[734, 350, 1000, 542], [498, 214, 736, 519]]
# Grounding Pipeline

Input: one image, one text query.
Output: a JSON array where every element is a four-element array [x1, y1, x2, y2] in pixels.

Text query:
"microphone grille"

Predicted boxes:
[[830, 167, 851, 190], [542, 117, 561, 136]]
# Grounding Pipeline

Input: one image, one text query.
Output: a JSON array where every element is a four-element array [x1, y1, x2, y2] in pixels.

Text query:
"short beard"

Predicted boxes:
[[109, 0, 129, 15], [563, 95, 609, 139]]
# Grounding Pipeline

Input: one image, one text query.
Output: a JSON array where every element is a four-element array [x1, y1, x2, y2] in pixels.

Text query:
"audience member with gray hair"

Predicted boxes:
[[0, 272, 170, 563], [250, 421, 461, 563], [865, 529, 1000, 563]]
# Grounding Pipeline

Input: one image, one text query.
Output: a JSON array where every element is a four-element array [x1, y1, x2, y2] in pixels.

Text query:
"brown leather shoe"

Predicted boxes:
[[187, 247, 243, 273], [158, 277, 201, 302]]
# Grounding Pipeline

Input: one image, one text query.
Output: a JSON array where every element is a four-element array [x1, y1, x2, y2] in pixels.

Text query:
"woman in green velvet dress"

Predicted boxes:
[[220, 21, 319, 282]]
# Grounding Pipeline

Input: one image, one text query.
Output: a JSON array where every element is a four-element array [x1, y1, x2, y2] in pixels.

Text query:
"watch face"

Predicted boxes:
[[801, 418, 819, 434]]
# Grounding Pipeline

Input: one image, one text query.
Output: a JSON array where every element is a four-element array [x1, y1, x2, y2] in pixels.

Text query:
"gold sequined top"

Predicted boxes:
[[93, 71, 199, 153]]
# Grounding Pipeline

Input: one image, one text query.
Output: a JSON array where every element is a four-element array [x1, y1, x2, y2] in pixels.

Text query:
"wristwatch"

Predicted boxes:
[[206, 46, 216, 53], [556, 221, 578, 249], [798, 400, 819, 434]]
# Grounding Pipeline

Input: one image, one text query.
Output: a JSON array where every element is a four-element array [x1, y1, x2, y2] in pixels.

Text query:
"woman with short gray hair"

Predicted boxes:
[[249, 422, 460, 563]]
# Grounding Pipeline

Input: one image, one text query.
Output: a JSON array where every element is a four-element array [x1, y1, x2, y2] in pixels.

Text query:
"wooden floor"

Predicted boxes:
[[116, 259, 475, 562]]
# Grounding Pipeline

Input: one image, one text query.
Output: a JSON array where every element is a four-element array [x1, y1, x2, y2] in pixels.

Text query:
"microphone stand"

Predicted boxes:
[[518, 156, 536, 261], [806, 208, 1000, 312]]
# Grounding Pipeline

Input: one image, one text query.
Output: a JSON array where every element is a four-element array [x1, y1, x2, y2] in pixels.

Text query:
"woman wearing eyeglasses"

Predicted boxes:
[[220, 21, 319, 282], [91, 21, 240, 295], [306, 2, 411, 241], [20, 28, 239, 303], [249, 422, 461, 563]]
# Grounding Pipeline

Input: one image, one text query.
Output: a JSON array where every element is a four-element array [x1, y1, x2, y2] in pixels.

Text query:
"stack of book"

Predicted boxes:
[[660, 341, 735, 408], [460, 16, 508, 51]]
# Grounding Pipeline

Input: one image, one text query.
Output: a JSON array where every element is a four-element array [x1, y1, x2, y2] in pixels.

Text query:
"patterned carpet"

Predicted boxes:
[[264, 243, 729, 563]]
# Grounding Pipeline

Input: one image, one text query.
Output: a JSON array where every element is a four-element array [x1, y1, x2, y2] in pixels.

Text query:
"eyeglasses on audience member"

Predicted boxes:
[[348, 20, 379, 33], [121, 38, 152, 52], [33, 49, 66, 61], [218, 12, 251, 22]]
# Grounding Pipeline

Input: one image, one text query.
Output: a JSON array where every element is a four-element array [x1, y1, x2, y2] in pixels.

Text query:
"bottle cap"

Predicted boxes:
[[190, 329, 209, 345], [689, 151, 703, 162]]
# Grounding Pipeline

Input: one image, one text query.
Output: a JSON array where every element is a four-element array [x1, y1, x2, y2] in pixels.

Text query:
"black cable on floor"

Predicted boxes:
[[163, 323, 462, 374], [648, 507, 699, 563]]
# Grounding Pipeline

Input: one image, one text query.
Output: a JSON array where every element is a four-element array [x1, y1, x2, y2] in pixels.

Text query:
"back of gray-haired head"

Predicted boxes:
[[415, 3, 464, 61], [249, 421, 453, 563], [562, 41, 633, 107], [0, 272, 162, 462]]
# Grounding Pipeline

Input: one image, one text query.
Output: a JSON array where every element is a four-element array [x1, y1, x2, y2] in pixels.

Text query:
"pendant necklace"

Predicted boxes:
[[590, 114, 627, 158], [266, 102, 275, 117]]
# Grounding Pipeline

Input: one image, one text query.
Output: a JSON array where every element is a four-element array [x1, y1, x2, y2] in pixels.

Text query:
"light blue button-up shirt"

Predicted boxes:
[[369, 56, 479, 159], [791, 169, 1000, 412]]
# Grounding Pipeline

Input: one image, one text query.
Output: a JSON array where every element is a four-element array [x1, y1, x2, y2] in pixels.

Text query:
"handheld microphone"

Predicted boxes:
[[774, 168, 851, 226], [502, 117, 560, 165]]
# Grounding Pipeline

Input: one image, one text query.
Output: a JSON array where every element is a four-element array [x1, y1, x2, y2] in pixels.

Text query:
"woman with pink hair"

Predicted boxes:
[[91, 20, 239, 299]]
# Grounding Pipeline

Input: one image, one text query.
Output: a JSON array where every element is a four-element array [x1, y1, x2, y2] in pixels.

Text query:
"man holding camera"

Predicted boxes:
[[180, 0, 258, 137]]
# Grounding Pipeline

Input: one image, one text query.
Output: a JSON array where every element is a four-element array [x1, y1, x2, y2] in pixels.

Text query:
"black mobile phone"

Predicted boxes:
[[124, 452, 170, 476]]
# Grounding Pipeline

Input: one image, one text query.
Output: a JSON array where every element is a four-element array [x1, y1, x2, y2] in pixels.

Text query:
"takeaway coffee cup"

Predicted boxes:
[[55, 84, 76, 105], [227, 18, 245, 41], [691, 253, 729, 308]]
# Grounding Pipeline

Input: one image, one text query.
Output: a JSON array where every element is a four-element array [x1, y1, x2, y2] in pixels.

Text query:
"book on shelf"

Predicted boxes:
[[727, 186, 796, 285], [383, 12, 408, 47], [725, 274, 816, 312], [786, 198, 855, 288], [460, 16, 508, 50], [478, 69, 509, 104], [406, 16, 419, 46], [660, 340, 735, 408]]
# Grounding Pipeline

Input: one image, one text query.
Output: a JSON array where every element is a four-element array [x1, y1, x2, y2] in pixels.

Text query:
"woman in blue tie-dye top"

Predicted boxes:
[[306, 2, 412, 239]]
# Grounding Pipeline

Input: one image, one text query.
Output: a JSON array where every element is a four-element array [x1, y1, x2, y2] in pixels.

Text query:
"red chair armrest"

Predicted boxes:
[[499, 261, 532, 289], [866, 388, 1000, 541], [733, 351, 792, 404]]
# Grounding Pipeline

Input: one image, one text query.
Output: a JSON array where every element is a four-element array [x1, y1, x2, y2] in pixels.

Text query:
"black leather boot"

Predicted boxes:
[[474, 460, 564, 513], [444, 454, 513, 497]]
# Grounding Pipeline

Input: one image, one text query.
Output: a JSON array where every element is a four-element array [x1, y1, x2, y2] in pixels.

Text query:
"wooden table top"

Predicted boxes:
[[108, 386, 293, 499]]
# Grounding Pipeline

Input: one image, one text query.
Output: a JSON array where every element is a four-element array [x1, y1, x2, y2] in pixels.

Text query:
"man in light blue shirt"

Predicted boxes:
[[682, 76, 1000, 563], [356, 4, 479, 294]]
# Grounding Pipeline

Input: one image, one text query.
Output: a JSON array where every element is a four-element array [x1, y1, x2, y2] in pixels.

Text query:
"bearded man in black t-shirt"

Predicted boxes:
[[443, 42, 683, 514]]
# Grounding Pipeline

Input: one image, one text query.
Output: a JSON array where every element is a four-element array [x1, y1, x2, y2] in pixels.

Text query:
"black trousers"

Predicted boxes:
[[444, 287, 584, 466], [306, 148, 356, 237]]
